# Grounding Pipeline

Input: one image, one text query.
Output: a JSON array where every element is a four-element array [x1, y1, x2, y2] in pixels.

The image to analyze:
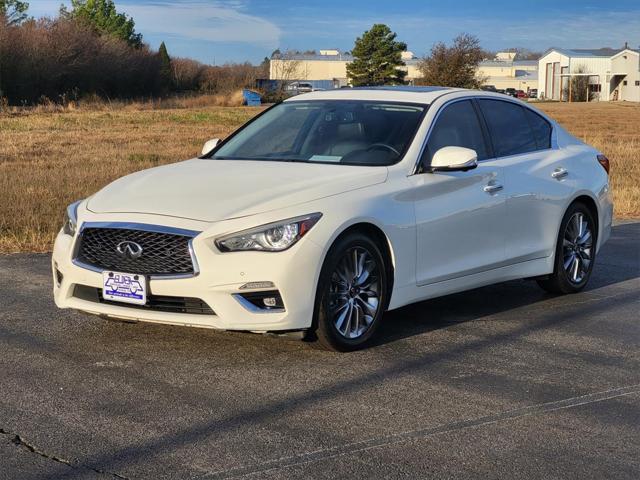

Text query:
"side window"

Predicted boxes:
[[523, 108, 552, 150], [422, 100, 489, 167], [477, 99, 537, 157]]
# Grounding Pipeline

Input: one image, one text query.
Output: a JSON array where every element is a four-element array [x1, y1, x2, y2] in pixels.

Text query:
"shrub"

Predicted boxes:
[[0, 17, 163, 104]]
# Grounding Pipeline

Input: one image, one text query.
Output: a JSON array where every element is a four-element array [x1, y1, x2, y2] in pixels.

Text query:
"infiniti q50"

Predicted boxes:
[[52, 87, 612, 351]]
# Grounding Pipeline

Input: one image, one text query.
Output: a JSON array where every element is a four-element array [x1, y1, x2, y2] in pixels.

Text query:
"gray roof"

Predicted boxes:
[[546, 47, 640, 58], [273, 53, 420, 65], [274, 53, 354, 61], [480, 59, 539, 67]]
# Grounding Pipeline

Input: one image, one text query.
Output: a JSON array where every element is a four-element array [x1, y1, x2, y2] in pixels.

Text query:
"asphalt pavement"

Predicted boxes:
[[1, 222, 639, 479]]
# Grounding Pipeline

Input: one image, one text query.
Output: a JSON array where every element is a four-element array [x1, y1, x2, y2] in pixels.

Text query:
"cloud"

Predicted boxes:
[[26, 1, 640, 60], [495, 10, 640, 49], [275, 7, 640, 54], [29, 0, 282, 49], [122, 1, 282, 48]]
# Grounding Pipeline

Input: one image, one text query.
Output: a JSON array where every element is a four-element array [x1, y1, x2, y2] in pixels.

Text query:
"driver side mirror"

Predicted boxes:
[[201, 138, 220, 156], [429, 146, 478, 172]]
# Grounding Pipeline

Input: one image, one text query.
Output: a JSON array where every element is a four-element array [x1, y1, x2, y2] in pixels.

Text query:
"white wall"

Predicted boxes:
[[538, 51, 569, 100], [538, 49, 640, 102], [612, 51, 640, 102]]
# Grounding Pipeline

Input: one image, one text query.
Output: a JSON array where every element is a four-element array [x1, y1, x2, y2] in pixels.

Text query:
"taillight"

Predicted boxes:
[[597, 154, 610, 175]]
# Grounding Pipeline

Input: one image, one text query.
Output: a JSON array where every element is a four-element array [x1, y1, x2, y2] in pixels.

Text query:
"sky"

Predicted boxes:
[[31, 0, 640, 64]]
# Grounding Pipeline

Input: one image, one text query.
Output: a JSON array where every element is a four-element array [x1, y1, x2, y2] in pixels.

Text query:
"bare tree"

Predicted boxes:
[[0, 17, 164, 104], [562, 65, 594, 102], [269, 50, 307, 84], [171, 57, 205, 91]]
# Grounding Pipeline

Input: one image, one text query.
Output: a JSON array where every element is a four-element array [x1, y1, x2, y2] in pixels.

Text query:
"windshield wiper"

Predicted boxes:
[[211, 156, 309, 163]]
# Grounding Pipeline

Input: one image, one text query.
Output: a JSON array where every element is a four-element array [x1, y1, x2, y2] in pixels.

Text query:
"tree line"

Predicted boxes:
[[0, 0, 266, 105], [0, 0, 540, 105]]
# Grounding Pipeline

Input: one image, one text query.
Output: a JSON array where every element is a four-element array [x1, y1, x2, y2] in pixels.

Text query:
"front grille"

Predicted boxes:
[[73, 285, 215, 315], [76, 227, 195, 276]]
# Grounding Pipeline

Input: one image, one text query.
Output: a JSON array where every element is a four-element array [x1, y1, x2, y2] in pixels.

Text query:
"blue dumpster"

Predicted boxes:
[[242, 89, 261, 106]]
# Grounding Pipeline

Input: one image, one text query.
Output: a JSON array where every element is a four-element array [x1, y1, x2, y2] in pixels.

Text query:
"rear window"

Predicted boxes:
[[477, 99, 537, 157], [523, 108, 552, 150]]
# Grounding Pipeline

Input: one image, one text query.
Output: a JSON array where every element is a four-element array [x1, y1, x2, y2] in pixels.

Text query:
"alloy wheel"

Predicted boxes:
[[327, 247, 381, 339], [562, 212, 593, 284]]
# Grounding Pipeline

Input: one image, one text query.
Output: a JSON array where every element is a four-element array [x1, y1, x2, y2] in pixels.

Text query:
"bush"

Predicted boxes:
[[0, 15, 267, 105], [197, 62, 262, 93], [0, 17, 163, 104]]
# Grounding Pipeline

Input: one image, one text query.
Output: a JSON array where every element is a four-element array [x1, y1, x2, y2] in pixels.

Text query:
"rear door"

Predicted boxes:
[[412, 99, 507, 286], [476, 99, 576, 264]]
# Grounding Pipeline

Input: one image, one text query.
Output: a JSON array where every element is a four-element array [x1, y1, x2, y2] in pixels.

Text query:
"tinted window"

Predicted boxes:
[[523, 108, 552, 149], [422, 100, 489, 166], [478, 99, 537, 157]]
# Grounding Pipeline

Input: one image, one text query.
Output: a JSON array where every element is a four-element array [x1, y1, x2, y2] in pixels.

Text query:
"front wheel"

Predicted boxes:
[[537, 202, 597, 294], [310, 233, 389, 351]]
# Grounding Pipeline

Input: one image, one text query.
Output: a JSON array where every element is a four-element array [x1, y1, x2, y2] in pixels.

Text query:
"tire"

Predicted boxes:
[[537, 202, 597, 294], [309, 232, 389, 352]]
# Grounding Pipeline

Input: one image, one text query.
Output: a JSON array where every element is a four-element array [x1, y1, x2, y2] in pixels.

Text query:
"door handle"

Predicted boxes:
[[483, 184, 503, 194], [552, 168, 569, 179]]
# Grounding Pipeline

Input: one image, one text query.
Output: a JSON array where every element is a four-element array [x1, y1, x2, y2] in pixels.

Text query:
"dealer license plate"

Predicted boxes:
[[102, 271, 147, 305]]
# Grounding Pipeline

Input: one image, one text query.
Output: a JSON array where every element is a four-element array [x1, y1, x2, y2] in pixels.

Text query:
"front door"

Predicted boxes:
[[412, 99, 506, 286]]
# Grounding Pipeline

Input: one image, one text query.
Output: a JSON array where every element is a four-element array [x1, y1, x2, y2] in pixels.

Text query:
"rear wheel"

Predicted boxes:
[[537, 202, 596, 294], [310, 233, 389, 351]]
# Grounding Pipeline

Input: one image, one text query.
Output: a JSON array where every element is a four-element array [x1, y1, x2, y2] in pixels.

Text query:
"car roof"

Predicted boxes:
[[284, 86, 461, 105], [282, 87, 552, 122]]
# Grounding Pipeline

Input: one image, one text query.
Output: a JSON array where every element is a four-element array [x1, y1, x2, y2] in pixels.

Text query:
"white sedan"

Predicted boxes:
[[52, 87, 613, 351]]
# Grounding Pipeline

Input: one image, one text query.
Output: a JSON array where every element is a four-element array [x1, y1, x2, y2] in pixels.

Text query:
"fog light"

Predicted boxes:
[[235, 290, 285, 312]]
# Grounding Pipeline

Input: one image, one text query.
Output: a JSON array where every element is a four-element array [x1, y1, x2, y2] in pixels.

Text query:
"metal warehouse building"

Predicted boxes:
[[269, 49, 537, 92], [269, 49, 421, 88], [538, 46, 640, 102], [476, 56, 538, 93]]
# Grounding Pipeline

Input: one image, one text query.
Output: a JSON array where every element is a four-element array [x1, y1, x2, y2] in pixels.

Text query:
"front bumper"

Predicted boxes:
[[52, 222, 324, 332]]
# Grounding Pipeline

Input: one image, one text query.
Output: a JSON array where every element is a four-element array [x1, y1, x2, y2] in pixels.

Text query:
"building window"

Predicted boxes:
[[623, 80, 628, 86], [636, 81, 640, 86]]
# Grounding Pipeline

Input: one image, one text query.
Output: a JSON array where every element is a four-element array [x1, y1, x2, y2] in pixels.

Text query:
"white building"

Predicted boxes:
[[538, 47, 640, 102], [269, 50, 537, 90], [269, 50, 421, 87], [476, 58, 538, 92]]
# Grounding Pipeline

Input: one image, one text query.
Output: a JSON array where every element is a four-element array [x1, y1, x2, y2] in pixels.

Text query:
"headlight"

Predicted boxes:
[[216, 213, 322, 252], [62, 200, 82, 236]]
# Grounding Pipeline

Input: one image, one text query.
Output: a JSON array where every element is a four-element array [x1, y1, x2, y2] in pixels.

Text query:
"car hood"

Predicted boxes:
[[87, 159, 388, 222]]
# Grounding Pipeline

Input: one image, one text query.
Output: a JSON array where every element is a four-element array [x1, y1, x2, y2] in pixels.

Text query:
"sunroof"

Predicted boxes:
[[351, 86, 452, 93]]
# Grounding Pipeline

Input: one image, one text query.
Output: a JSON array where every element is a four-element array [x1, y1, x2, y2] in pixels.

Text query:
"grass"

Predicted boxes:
[[535, 102, 640, 218], [0, 100, 638, 253], [0, 104, 261, 253]]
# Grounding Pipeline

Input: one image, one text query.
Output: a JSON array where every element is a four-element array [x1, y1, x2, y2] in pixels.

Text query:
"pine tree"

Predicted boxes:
[[0, 0, 29, 25], [346, 24, 407, 86], [65, 0, 142, 47], [158, 41, 172, 91]]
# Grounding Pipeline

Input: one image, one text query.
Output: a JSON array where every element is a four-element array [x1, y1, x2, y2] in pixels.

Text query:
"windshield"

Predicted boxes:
[[211, 100, 427, 166]]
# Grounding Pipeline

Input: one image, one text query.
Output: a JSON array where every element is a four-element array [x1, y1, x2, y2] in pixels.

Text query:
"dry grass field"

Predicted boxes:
[[536, 102, 640, 218], [0, 100, 638, 253]]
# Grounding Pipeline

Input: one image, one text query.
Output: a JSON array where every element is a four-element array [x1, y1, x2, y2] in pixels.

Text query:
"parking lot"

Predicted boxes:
[[1, 221, 638, 479]]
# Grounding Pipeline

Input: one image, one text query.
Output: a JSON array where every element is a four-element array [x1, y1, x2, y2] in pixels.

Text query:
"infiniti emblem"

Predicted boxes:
[[116, 241, 143, 259]]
